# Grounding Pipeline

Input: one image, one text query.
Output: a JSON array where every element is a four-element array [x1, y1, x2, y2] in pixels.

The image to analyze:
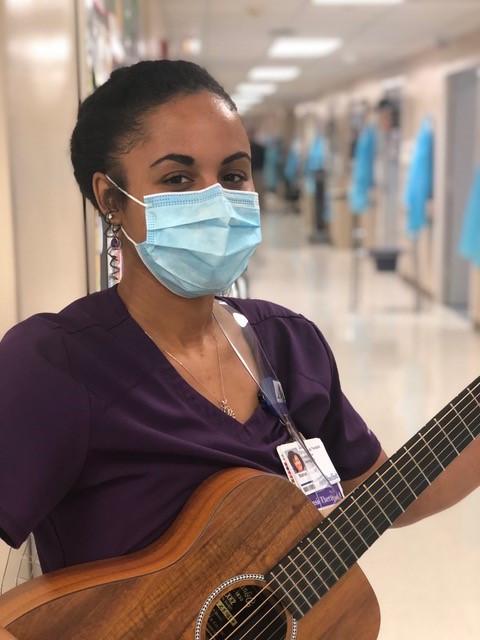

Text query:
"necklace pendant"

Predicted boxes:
[[220, 399, 236, 419]]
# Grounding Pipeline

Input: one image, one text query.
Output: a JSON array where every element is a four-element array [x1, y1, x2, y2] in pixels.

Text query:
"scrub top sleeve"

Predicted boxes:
[[309, 322, 382, 481], [0, 320, 90, 548]]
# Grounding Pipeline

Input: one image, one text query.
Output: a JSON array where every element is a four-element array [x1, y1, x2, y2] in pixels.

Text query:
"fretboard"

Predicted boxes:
[[267, 377, 480, 619]]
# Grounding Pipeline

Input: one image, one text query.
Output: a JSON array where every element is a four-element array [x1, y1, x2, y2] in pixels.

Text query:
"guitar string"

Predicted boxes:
[[209, 382, 480, 640], [230, 417, 479, 640]]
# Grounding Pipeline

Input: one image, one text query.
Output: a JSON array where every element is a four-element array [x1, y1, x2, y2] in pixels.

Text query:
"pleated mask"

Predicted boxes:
[[106, 177, 262, 298]]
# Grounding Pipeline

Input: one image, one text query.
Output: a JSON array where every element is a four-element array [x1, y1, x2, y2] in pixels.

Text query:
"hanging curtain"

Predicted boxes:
[[349, 125, 376, 215], [459, 167, 480, 267], [404, 118, 434, 235]]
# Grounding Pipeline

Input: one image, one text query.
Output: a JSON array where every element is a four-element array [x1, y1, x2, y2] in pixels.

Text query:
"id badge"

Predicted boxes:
[[277, 438, 344, 511]]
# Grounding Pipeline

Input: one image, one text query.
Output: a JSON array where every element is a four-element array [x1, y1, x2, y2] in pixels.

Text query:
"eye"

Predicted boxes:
[[222, 173, 247, 185], [163, 174, 192, 185]]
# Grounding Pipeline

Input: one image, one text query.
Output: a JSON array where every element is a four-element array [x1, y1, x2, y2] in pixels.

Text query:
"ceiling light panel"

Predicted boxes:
[[236, 83, 277, 96], [268, 37, 342, 59], [248, 66, 301, 82]]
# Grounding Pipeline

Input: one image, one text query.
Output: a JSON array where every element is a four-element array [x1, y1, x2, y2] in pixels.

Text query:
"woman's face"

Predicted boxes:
[[94, 91, 253, 244], [292, 454, 304, 472]]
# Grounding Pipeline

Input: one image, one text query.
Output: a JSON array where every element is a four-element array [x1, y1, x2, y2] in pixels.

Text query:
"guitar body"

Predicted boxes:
[[0, 468, 380, 640]]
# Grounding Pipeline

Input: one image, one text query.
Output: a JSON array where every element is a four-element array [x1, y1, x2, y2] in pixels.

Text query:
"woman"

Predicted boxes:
[[0, 60, 477, 575]]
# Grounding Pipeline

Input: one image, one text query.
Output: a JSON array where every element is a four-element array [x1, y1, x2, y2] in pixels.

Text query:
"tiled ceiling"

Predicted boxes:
[[160, 0, 480, 109]]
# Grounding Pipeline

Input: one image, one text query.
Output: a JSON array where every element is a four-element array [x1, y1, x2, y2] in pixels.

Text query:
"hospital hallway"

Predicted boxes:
[[249, 199, 480, 639]]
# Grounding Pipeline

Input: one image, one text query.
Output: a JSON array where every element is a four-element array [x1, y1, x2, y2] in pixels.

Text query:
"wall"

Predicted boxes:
[[2, 0, 87, 322], [296, 30, 480, 325], [0, 3, 17, 336]]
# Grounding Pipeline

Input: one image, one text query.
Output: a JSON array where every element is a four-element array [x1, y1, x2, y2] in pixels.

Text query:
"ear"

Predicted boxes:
[[92, 172, 122, 220]]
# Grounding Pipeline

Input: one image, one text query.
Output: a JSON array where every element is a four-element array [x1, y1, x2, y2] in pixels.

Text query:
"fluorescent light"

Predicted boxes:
[[269, 37, 342, 59], [248, 66, 300, 82], [232, 94, 263, 107], [236, 83, 277, 96], [312, 0, 403, 5]]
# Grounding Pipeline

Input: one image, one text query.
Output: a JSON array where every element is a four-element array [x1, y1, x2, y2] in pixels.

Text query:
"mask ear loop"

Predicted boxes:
[[105, 174, 146, 207], [105, 175, 145, 247]]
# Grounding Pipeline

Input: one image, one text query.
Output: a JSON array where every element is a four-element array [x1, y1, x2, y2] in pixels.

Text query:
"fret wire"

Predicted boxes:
[[468, 388, 480, 410], [338, 499, 380, 541], [431, 418, 459, 453], [299, 530, 352, 585], [317, 507, 373, 561], [285, 553, 320, 606], [272, 570, 307, 617], [375, 472, 406, 512], [385, 459, 417, 498], [452, 402, 475, 438], [312, 537, 348, 573], [402, 446, 431, 485], [302, 543, 345, 585], [295, 549, 324, 598], [296, 539, 332, 590], [275, 564, 312, 611], [434, 412, 461, 455], [329, 520, 360, 562], [299, 538, 331, 590], [419, 433, 445, 470], [364, 487, 392, 524], [292, 530, 344, 587]]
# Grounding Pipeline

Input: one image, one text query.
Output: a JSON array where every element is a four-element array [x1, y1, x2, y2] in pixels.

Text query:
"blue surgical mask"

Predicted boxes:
[[106, 177, 262, 298]]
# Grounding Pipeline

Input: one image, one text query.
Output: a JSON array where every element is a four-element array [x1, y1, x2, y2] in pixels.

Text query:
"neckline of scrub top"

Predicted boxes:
[[109, 284, 264, 428]]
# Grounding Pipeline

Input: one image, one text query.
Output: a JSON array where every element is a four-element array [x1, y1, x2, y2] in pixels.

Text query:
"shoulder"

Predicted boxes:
[[222, 297, 311, 327], [222, 297, 329, 343], [221, 297, 333, 369], [0, 288, 120, 373]]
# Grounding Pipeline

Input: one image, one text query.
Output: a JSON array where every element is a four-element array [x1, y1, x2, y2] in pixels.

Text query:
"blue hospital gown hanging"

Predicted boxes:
[[349, 125, 376, 215], [459, 168, 480, 267], [404, 119, 434, 236]]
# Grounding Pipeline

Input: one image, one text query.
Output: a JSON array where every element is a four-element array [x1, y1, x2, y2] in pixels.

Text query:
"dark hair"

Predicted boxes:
[[70, 59, 237, 209], [376, 97, 400, 128], [287, 450, 305, 471]]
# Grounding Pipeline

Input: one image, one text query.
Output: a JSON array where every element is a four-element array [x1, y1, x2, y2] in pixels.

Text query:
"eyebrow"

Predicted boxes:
[[149, 151, 251, 169]]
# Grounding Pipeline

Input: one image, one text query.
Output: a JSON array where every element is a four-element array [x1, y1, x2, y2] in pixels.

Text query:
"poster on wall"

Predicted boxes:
[[84, 0, 142, 288]]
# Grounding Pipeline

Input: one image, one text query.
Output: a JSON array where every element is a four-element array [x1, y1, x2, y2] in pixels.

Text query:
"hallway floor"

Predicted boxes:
[[249, 206, 480, 640]]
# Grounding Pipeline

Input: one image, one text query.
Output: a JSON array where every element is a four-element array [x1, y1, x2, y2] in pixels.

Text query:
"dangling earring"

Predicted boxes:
[[104, 209, 122, 281]]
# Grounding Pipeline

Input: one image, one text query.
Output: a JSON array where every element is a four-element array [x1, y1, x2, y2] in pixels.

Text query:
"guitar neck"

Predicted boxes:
[[267, 376, 480, 619]]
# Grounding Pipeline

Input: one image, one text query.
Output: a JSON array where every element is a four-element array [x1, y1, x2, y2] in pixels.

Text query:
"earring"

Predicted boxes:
[[104, 209, 121, 248], [104, 209, 122, 282]]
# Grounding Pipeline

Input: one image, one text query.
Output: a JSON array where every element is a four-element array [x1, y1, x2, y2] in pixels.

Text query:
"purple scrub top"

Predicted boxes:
[[0, 287, 381, 573]]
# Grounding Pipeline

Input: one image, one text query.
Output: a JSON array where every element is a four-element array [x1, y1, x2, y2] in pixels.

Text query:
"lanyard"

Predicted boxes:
[[214, 301, 335, 487]]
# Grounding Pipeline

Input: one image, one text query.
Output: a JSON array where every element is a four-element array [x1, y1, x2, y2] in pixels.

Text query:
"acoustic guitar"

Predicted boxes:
[[0, 377, 478, 639]]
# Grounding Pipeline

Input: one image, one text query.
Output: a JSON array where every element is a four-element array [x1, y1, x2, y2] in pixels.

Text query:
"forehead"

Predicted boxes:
[[136, 92, 249, 159]]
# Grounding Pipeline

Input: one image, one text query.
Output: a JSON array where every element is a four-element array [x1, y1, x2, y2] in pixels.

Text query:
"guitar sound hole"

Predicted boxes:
[[205, 584, 288, 640]]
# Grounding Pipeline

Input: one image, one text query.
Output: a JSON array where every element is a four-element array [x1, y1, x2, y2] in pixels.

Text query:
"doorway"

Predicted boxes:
[[444, 67, 479, 313]]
